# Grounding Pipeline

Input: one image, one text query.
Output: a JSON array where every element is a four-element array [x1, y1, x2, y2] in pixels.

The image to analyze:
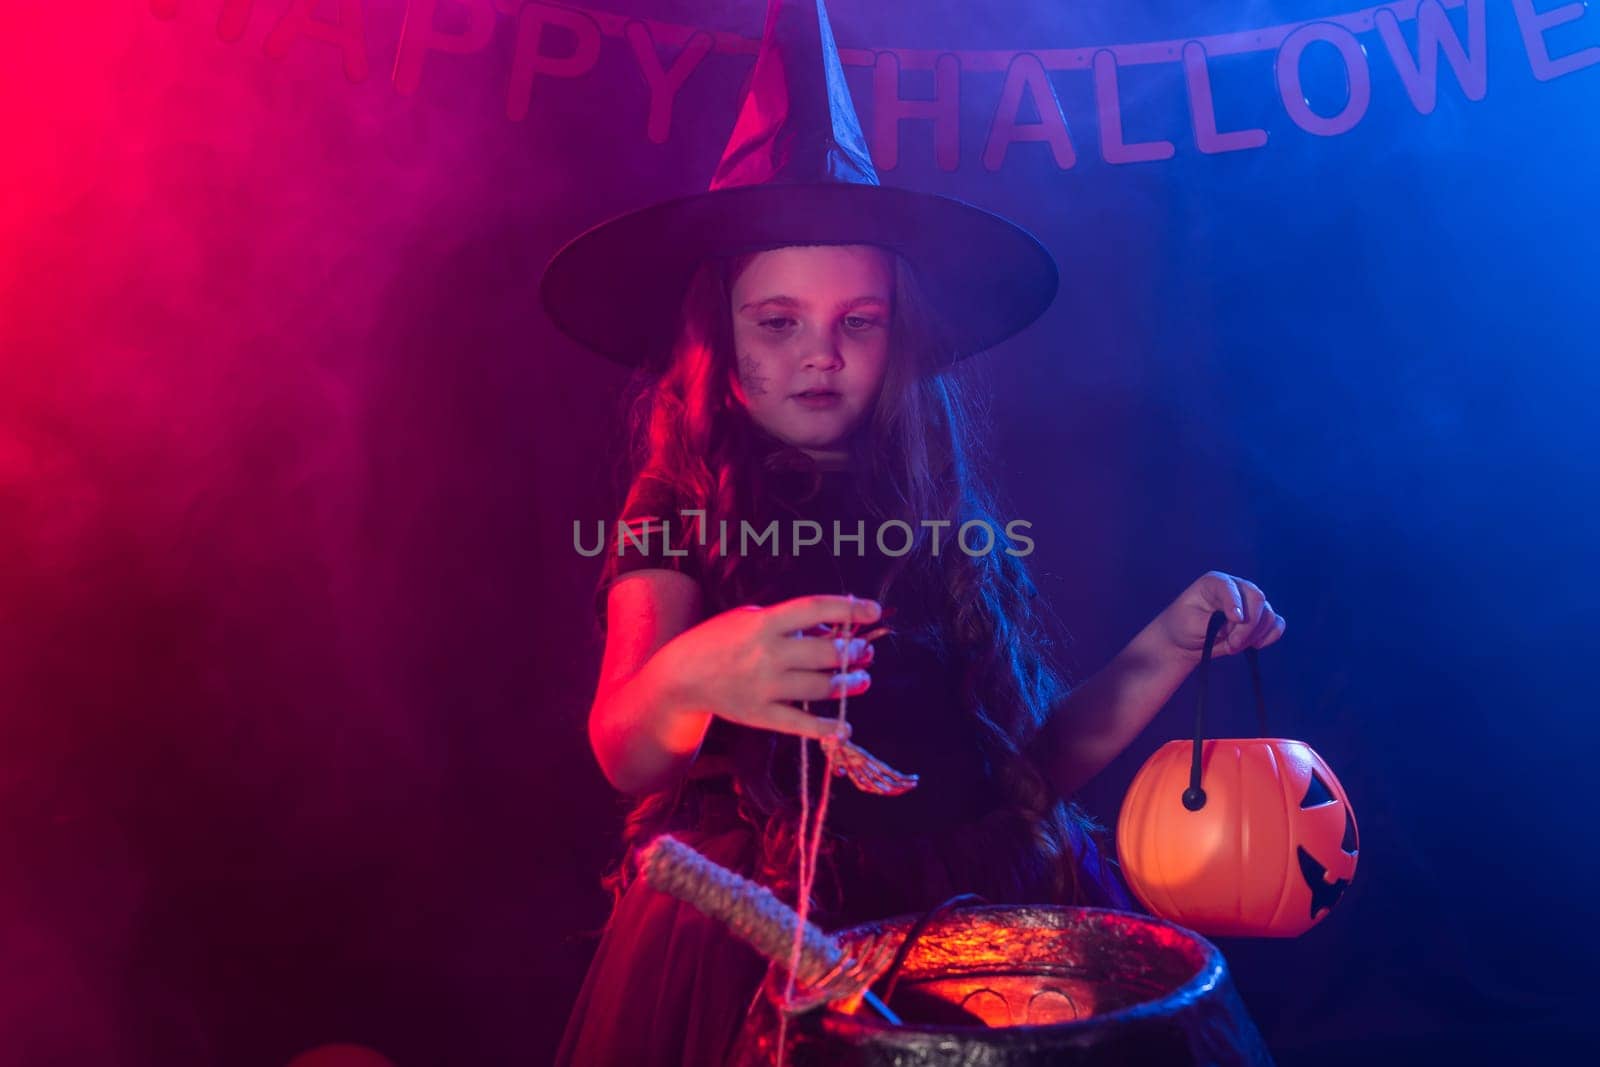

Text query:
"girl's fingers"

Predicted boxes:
[[1203, 572, 1247, 624], [1236, 600, 1277, 649], [754, 704, 852, 741], [792, 621, 895, 645], [777, 668, 871, 703], [1237, 581, 1267, 628], [1229, 600, 1285, 651], [1213, 573, 1264, 626], [776, 634, 873, 670], [765, 595, 882, 634], [1202, 573, 1270, 651]]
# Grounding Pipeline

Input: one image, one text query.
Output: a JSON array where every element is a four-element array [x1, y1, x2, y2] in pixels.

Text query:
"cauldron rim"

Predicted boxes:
[[793, 905, 1230, 1044]]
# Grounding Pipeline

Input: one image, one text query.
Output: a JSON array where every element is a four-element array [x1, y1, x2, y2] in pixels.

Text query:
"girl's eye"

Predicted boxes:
[[756, 315, 881, 333]]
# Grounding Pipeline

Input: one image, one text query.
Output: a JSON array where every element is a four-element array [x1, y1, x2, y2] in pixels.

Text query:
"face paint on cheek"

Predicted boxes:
[[737, 354, 770, 399]]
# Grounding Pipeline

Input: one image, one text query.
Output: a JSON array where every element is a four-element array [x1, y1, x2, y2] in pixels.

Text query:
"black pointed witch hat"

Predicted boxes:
[[538, 0, 1058, 371]]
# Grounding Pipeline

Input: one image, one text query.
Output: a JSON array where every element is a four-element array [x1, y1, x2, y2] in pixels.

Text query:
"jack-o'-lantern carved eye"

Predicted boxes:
[[1341, 807, 1358, 855], [1300, 769, 1336, 809]]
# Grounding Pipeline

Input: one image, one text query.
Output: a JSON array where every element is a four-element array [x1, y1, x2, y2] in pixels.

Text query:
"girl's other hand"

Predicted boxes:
[[1152, 571, 1286, 664], [654, 594, 881, 740]]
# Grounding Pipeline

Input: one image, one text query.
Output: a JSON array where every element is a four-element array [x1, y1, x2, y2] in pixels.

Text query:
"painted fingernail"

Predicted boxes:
[[833, 636, 867, 659], [831, 670, 869, 690]]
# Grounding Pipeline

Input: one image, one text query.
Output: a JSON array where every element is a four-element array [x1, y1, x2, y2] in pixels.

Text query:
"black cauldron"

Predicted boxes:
[[728, 905, 1274, 1066]]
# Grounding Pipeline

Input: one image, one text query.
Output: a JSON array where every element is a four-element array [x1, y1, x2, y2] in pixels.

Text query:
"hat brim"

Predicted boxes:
[[539, 183, 1058, 369]]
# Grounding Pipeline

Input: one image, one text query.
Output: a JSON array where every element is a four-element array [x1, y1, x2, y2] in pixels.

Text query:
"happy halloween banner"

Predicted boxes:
[[149, 0, 1598, 168]]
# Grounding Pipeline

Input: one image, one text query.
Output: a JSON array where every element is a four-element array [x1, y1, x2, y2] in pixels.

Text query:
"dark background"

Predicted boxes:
[[1, 2, 1596, 1063]]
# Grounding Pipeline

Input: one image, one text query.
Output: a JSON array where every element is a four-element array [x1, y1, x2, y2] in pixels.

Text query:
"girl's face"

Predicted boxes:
[[728, 244, 893, 458]]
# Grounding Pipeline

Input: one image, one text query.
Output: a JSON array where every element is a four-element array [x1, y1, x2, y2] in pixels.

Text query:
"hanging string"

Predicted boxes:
[[782, 722, 812, 1008], [775, 595, 860, 1067]]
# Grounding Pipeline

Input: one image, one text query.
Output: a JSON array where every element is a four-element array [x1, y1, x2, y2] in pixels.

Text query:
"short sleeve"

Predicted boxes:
[[593, 474, 706, 629]]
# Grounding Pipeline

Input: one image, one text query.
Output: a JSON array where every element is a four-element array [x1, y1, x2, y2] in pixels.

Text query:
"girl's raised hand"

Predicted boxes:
[[653, 594, 881, 741], [1152, 571, 1286, 663]]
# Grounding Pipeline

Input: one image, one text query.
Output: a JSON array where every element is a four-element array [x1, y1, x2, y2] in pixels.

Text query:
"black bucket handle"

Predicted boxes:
[[1183, 610, 1267, 812]]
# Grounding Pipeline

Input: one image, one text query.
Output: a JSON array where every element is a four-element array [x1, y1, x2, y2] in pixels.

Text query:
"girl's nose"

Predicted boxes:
[[802, 340, 844, 370]]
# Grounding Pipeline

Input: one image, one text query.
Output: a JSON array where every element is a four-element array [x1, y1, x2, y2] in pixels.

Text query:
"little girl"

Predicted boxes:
[[543, 3, 1284, 1063]]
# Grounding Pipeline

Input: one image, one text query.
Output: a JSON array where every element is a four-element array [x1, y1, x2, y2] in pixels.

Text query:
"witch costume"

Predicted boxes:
[[544, 3, 1134, 1064]]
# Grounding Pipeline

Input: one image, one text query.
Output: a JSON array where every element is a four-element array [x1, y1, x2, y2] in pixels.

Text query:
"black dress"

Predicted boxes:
[[555, 462, 1134, 1066]]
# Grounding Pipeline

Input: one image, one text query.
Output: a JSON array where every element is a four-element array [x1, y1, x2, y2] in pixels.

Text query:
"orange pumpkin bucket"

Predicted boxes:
[[1116, 611, 1359, 938]]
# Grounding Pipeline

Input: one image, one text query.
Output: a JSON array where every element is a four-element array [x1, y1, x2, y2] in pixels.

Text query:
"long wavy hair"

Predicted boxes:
[[593, 247, 1116, 919]]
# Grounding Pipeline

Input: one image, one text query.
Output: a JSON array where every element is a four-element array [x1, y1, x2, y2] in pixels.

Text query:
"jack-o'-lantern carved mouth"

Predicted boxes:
[[1297, 768, 1357, 917]]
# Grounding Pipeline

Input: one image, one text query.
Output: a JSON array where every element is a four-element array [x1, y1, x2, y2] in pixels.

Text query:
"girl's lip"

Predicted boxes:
[[793, 392, 843, 407]]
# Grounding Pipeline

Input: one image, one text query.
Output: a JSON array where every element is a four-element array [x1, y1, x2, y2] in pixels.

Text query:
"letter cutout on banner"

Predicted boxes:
[[1510, 0, 1600, 81], [1093, 49, 1175, 164], [871, 51, 961, 171], [1182, 41, 1268, 154], [983, 53, 1076, 171], [394, 0, 497, 96], [1276, 22, 1372, 137], [507, 3, 603, 122], [266, 0, 370, 83], [1376, 0, 1488, 113], [625, 21, 714, 144]]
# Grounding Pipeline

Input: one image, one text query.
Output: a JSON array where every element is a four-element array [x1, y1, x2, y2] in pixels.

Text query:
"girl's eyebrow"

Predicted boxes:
[[738, 295, 889, 313]]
